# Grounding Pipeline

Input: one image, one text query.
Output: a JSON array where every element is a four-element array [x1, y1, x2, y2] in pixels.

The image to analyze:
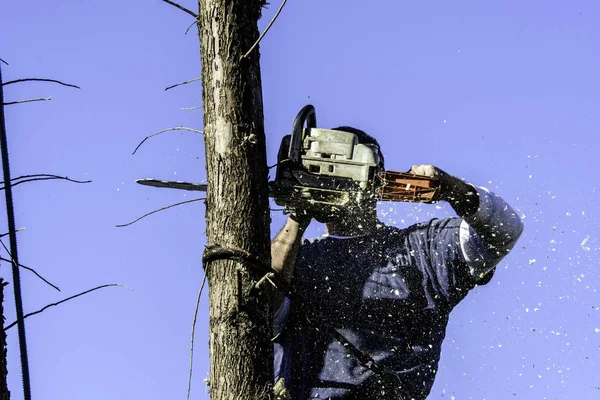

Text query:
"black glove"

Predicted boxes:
[[290, 207, 337, 225]]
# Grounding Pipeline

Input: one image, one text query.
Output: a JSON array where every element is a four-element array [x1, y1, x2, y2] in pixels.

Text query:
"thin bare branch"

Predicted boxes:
[[187, 273, 207, 400], [0, 238, 59, 291], [2, 78, 80, 89], [115, 197, 203, 228], [4, 284, 132, 331], [4, 95, 52, 106], [161, 0, 198, 18], [1, 174, 91, 190], [132, 126, 203, 155], [165, 76, 201, 91], [180, 105, 202, 111], [184, 20, 197, 35], [11, 173, 91, 183], [0, 257, 60, 292], [0, 227, 25, 239], [0, 58, 8, 66], [242, 0, 288, 60]]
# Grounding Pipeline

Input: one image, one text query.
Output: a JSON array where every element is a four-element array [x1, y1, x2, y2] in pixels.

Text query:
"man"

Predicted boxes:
[[271, 127, 524, 400]]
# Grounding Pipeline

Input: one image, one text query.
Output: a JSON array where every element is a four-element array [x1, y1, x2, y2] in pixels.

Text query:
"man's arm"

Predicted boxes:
[[457, 185, 524, 279], [271, 215, 311, 308], [410, 165, 524, 280]]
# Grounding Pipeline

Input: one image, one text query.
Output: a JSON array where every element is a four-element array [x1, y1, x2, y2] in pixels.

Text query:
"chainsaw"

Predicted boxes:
[[136, 105, 439, 216]]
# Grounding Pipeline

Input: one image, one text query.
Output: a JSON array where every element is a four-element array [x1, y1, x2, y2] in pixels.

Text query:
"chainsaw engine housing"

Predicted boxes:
[[272, 105, 383, 215]]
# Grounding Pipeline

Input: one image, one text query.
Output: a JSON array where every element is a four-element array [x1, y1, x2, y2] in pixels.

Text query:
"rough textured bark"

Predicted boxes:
[[0, 280, 9, 400], [197, 1, 273, 399]]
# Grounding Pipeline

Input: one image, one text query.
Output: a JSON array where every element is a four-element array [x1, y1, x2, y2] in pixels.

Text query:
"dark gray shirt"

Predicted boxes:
[[274, 187, 523, 399]]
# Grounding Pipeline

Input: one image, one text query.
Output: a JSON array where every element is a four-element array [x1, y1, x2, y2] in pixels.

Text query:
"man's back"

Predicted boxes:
[[274, 219, 491, 399]]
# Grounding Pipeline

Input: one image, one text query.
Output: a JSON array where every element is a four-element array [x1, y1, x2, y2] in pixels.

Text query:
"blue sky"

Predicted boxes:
[[1, 0, 598, 399]]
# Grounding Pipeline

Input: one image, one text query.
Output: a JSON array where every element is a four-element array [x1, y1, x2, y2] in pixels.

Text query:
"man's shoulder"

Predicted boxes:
[[384, 218, 465, 255], [302, 224, 403, 244], [301, 218, 462, 243], [402, 216, 463, 234]]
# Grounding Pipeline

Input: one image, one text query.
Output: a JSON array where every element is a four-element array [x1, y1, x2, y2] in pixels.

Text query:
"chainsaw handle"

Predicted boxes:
[[289, 104, 317, 164], [376, 171, 440, 203]]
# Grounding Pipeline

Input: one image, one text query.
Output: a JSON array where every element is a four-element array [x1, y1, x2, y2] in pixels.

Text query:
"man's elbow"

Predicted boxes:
[[505, 211, 524, 249]]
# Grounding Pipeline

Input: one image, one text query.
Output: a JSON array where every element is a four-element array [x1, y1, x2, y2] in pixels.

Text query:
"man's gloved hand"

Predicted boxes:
[[289, 209, 313, 227], [408, 164, 452, 201], [290, 209, 336, 225], [408, 164, 479, 216]]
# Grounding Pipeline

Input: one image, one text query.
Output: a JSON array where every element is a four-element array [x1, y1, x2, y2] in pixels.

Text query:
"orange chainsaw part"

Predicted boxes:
[[376, 171, 440, 203]]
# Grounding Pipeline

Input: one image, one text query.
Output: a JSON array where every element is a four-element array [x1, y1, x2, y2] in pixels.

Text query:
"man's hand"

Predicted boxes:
[[408, 164, 454, 201], [408, 164, 438, 178], [292, 208, 338, 225], [409, 164, 479, 216], [289, 210, 313, 229]]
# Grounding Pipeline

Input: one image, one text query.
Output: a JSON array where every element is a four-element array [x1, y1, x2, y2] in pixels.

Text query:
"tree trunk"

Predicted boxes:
[[0, 280, 10, 400], [197, 1, 273, 399]]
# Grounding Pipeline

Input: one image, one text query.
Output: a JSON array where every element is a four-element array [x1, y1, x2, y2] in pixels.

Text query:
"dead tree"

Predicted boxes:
[[0, 61, 30, 400], [197, 0, 273, 399]]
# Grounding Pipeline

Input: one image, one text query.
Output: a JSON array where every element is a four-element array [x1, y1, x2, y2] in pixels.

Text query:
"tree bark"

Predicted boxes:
[[197, 1, 273, 399]]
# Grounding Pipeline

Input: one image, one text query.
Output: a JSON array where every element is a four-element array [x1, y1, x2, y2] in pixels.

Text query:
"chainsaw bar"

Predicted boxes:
[[137, 171, 439, 204], [136, 178, 207, 192], [136, 178, 276, 196]]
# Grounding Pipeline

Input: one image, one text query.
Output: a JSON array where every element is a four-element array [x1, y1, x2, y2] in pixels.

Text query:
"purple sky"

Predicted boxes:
[[1, 0, 598, 399]]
